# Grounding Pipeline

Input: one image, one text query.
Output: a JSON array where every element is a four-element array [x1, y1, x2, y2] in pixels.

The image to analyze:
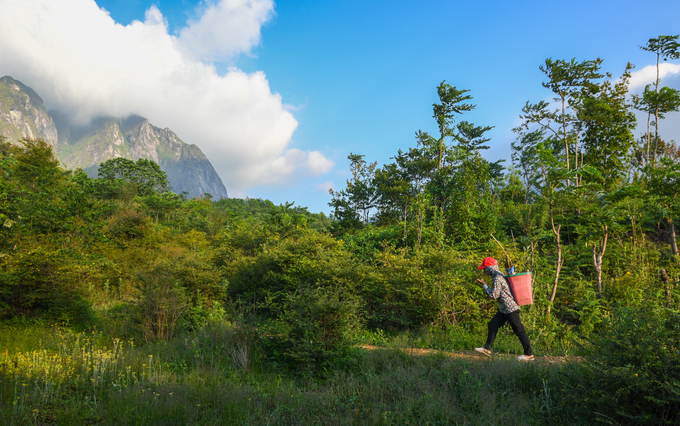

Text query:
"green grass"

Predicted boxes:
[[354, 308, 581, 358], [0, 322, 597, 425]]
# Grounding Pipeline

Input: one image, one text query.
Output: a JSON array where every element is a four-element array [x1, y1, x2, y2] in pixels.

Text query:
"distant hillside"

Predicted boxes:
[[0, 76, 228, 199]]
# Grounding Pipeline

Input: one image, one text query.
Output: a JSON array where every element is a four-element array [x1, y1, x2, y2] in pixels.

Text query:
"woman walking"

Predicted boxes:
[[474, 257, 534, 361]]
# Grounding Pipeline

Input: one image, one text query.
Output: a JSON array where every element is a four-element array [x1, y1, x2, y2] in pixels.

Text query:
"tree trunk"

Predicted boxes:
[[646, 110, 652, 167], [547, 219, 563, 317], [437, 132, 445, 170], [561, 96, 570, 171], [660, 268, 672, 308], [403, 206, 408, 248], [592, 227, 608, 299], [669, 219, 679, 265], [560, 94, 571, 187], [653, 52, 661, 165]]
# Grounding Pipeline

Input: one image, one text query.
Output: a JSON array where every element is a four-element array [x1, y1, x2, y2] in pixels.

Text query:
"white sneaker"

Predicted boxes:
[[517, 355, 534, 361], [475, 348, 491, 356]]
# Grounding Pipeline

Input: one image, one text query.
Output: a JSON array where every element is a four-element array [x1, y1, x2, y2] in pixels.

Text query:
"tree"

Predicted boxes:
[[11, 138, 65, 189], [0, 136, 19, 247], [634, 85, 680, 168], [509, 129, 551, 275], [646, 158, 680, 265], [575, 185, 632, 298], [534, 143, 571, 316], [539, 58, 604, 177], [98, 157, 170, 196], [328, 154, 377, 233], [441, 126, 502, 244], [511, 128, 544, 204], [640, 35, 680, 165], [7, 139, 85, 234], [580, 63, 637, 189], [374, 147, 429, 246], [431, 81, 475, 169]]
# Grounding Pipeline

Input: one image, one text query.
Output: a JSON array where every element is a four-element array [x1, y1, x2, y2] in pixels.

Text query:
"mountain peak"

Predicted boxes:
[[0, 77, 228, 199], [0, 76, 57, 147]]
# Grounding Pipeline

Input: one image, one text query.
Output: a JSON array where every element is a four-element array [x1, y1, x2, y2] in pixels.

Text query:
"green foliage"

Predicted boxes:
[[260, 285, 361, 373], [10, 138, 64, 188], [105, 209, 152, 242], [328, 153, 376, 233], [0, 248, 92, 324], [137, 262, 190, 342], [580, 63, 637, 188], [98, 157, 170, 196], [4, 39, 680, 425], [361, 249, 442, 330], [572, 305, 680, 424], [225, 232, 362, 316]]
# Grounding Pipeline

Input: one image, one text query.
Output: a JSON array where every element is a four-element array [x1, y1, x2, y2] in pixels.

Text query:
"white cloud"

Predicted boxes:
[[629, 63, 680, 92], [629, 64, 680, 145], [305, 151, 335, 175], [0, 0, 333, 196], [316, 181, 335, 193], [178, 0, 275, 62]]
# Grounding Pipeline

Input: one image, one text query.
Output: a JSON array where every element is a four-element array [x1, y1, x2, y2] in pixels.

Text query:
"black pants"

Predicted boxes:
[[484, 310, 533, 356]]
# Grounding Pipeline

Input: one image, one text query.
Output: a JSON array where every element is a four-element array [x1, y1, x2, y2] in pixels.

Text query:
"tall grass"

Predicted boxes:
[[0, 323, 585, 425], [0, 327, 161, 424], [3, 317, 674, 425]]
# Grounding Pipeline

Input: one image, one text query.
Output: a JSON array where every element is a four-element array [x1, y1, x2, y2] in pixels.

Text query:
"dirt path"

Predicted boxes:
[[358, 345, 582, 365]]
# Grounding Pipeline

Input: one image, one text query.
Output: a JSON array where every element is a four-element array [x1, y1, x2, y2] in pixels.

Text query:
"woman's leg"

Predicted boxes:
[[484, 311, 507, 351], [506, 310, 533, 356]]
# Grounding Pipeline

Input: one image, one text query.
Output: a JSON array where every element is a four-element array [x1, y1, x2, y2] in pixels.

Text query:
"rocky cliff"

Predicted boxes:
[[0, 76, 228, 199], [0, 76, 58, 147]]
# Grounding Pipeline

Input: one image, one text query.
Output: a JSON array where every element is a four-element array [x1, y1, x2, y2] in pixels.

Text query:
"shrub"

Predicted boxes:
[[105, 210, 151, 242], [137, 263, 190, 342], [260, 285, 361, 374], [579, 305, 680, 424], [225, 232, 365, 318], [0, 248, 92, 324]]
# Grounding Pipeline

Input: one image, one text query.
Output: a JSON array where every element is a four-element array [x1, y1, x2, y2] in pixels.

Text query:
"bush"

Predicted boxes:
[[225, 232, 366, 317], [259, 285, 361, 374], [576, 305, 680, 424], [0, 248, 92, 324], [105, 210, 151, 242], [136, 253, 227, 340], [137, 263, 190, 342]]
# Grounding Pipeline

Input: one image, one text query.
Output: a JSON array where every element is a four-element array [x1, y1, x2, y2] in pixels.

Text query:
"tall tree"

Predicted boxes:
[[539, 58, 603, 180], [534, 143, 572, 316], [374, 146, 432, 246], [431, 81, 475, 170], [11, 138, 65, 189], [328, 154, 377, 232], [640, 35, 680, 165], [580, 63, 637, 189]]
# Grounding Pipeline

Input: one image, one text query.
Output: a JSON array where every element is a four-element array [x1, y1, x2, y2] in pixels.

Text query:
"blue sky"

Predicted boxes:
[[2, 0, 679, 214]]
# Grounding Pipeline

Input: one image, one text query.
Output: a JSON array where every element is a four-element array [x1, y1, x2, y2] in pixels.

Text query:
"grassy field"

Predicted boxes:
[[0, 322, 600, 426]]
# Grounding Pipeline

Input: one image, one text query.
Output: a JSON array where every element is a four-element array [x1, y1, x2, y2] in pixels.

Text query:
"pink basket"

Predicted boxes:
[[507, 272, 533, 306]]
